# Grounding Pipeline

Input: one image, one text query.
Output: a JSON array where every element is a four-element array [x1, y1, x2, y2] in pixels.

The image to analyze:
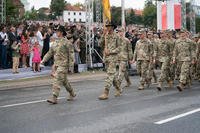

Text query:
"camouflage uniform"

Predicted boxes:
[[117, 35, 133, 88], [173, 37, 196, 91], [133, 38, 153, 90], [148, 38, 157, 84], [154, 38, 173, 90], [41, 37, 75, 103], [196, 39, 200, 81], [99, 32, 120, 100]]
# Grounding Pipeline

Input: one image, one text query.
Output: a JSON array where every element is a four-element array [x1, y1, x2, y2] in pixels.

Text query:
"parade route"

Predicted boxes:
[[0, 76, 199, 133]]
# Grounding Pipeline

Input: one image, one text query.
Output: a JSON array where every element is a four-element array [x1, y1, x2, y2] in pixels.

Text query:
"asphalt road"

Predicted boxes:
[[0, 76, 199, 133]]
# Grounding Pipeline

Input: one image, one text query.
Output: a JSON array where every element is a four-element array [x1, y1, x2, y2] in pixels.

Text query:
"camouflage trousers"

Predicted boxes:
[[148, 62, 157, 82], [104, 57, 118, 90], [196, 58, 200, 80], [179, 61, 191, 85], [52, 66, 73, 97], [117, 61, 130, 86], [136, 60, 149, 85], [191, 63, 197, 79], [170, 63, 176, 81], [12, 57, 19, 73], [175, 61, 181, 80], [158, 60, 171, 83]]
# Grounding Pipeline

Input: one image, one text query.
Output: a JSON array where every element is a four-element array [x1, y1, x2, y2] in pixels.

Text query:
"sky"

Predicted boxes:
[[27, 0, 146, 10]]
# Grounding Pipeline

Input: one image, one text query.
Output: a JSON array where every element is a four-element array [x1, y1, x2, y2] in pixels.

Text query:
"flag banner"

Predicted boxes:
[[162, 4, 167, 30], [102, 0, 111, 23], [174, 4, 181, 29]]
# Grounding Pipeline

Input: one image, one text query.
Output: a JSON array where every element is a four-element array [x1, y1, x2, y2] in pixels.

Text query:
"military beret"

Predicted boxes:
[[105, 23, 117, 29], [56, 26, 67, 36]]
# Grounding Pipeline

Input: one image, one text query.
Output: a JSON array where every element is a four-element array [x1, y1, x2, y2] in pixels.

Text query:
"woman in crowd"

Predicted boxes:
[[20, 29, 30, 68]]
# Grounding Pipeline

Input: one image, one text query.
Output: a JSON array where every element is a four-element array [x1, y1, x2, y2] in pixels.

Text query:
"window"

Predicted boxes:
[[74, 12, 76, 15], [68, 12, 70, 15], [74, 19, 76, 22], [68, 18, 70, 22], [79, 12, 81, 15], [79, 19, 82, 22]]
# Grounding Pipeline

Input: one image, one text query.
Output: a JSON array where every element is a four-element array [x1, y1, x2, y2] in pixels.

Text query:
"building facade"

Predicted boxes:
[[63, 4, 86, 23]]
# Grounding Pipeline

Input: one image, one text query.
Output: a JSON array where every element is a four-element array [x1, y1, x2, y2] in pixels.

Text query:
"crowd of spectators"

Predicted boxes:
[[0, 22, 87, 73]]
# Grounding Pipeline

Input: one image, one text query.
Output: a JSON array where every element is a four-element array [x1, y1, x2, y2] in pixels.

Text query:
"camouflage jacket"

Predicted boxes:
[[154, 39, 172, 62], [104, 33, 120, 60], [42, 37, 74, 69], [133, 38, 153, 61], [118, 36, 133, 61], [196, 39, 200, 59], [173, 38, 196, 62]]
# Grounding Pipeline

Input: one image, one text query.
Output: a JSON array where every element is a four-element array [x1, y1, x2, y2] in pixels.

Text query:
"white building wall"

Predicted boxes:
[[63, 11, 86, 23]]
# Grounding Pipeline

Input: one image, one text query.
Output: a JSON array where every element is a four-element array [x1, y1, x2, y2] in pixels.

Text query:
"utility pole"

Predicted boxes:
[[121, 0, 125, 29], [181, 0, 187, 29], [0, 0, 6, 23], [190, 0, 196, 34]]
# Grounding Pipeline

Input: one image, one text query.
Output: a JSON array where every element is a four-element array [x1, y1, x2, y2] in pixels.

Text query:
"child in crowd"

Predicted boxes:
[[11, 41, 21, 74], [32, 42, 41, 72]]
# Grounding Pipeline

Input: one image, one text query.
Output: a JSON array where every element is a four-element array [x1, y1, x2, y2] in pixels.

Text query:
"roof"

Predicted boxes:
[[126, 9, 143, 16], [64, 4, 85, 11]]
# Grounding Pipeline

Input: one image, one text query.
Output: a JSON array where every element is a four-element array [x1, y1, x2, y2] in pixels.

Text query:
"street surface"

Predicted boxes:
[[0, 76, 199, 133]]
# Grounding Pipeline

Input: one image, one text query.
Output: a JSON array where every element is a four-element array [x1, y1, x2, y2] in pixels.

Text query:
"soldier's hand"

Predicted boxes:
[[104, 49, 109, 56]]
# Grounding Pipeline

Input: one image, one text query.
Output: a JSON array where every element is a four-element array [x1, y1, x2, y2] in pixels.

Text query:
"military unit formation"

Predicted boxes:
[[40, 23, 200, 104]]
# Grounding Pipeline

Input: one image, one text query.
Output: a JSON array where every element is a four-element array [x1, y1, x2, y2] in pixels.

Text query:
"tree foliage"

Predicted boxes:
[[6, 0, 19, 23], [126, 9, 143, 25], [111, 6, 122, 26], [143, 0, 157, 28], [50, 0, 66, 17]]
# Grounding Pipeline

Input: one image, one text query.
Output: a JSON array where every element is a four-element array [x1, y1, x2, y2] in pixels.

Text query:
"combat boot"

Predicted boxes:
[[157, 82, 162, 91], [125, 79, 131, 87], [67, 90, 76, 101], [138, 84, 144, 90], [115, 86, 122, 97], [47, 95, 58, 104], [98, 88, 109, 100], [168, 80, 173, 88], [177, 83, 185, 92]]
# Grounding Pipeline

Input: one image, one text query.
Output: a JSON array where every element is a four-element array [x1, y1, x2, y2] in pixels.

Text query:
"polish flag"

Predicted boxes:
[[157, 1, 181, 30]]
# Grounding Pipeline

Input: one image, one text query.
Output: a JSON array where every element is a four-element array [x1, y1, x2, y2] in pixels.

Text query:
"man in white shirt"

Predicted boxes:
[[36, 26, 46, 56]]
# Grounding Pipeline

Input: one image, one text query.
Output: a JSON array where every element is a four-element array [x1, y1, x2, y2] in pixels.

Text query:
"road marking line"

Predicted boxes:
[[0, 97, 65, 108], [155, 108, 200, 125]]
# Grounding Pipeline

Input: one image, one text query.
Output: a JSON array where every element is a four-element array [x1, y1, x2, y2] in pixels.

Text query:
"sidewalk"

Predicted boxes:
[[0, 67, 106, 90], [0, 67, 52, 81]]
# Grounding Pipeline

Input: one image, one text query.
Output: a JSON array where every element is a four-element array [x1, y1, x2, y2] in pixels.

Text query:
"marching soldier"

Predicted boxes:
[[131, 30, 153, 90], [117, 28, 133, 89], [147, 31, 157, 85], [41, 26, 76, 104], [98, 23, 121, 100], [154, 31, 173, 91], [196, 36, 200, 82], [172, 30, 196, 91]]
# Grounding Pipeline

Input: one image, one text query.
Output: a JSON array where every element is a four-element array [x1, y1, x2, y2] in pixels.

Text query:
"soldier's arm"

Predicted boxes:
[[172, 43, 178, 63], [132, 42, 138, 62], [110, 36, 120, 54], [126, 39, 133, 61], [153, 41, 158, 60], [41, 47, 53, 64]]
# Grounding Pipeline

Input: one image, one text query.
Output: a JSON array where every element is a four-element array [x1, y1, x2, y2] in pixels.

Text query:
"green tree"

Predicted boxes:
[[6, 0, 19, 23], [143, 0, 157, 28], [196, 16, 200, 33], [111, 6, 121, 26], [50, 0, 66, 17], [23, 6, 38, 20]]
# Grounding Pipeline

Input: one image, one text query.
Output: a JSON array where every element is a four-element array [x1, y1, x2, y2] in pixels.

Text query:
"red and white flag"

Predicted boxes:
[[157, 1, 181, 30]]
